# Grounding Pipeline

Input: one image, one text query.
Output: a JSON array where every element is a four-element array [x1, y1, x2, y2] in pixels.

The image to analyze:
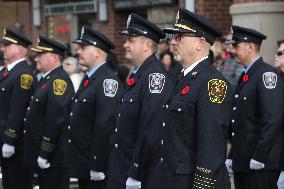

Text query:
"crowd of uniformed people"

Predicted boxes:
[[0, 8, 284, 189]]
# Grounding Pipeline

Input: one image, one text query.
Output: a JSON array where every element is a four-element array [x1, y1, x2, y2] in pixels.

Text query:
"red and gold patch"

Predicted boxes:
[[21, 74, 33, 90], [53, 79, 67, 96], [208, 79, 227, 104]]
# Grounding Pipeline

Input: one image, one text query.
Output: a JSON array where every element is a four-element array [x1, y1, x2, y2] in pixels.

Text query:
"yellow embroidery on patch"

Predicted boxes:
[[208, 79, 227, 104], [53, 79, 67, 96], [21, 74, 33, 90]]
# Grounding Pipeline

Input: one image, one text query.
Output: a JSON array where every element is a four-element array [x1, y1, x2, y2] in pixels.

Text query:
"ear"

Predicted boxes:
[[248, 42, 255, 53], [14, 45, 22, 54], [49, 53, 58, 63], [96, 48, 102, 57], [197, 37, 206, 50], [144, 39, 152, 52]]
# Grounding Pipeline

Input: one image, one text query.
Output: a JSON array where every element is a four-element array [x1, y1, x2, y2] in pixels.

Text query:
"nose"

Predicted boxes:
[[231, 47, 236, 55], [34, 55, 38, 62], [76, 48, 82, 55], [123, 40, 129, 49], [275, 54, 278, 59], [170, 38, 177, 46]]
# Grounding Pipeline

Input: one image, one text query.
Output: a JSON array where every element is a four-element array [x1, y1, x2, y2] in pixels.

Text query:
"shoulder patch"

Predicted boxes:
[[53, 79, 67, 96], [21, 74, 33, 90], [149, 73, 165, 94], [262, 72, 277, 89], [208, 79, 227, 104], [103, 79, 118, 97]]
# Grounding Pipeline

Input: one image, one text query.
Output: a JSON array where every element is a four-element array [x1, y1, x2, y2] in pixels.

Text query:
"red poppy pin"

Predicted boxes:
[[3, 71, 9, 78], [181, 85, 190, 95], [83, 79, 89, 87], [41, 83, 47, 90], [127, 78, 135, 87], [242, 74, 249, 82]]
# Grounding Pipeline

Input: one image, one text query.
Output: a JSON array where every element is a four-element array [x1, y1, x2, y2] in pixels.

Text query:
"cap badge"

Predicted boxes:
[[127, 15, 131, 29], [175, 10, 180, 24], [3, 28, 6, 38], [80, 26, 85, 39]]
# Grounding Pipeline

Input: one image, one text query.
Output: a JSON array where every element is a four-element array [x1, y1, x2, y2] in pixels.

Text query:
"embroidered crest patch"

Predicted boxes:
[[263, 72, 277, 89], [208, 79, 227, 104], [103, 79, 118, 97], [21, 74, 33, 90], [53, 79, 67, 96], [149, 73, 165, 94]]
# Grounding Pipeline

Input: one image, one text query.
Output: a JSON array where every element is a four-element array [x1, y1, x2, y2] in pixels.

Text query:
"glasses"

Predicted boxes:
[[173, 33, 198, 41], [277, 50, 284, 56]]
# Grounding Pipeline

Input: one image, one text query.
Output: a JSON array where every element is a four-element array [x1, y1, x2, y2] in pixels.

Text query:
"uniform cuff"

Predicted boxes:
[[193, 166, 216, 189], [127, 162, 140, 180], [3, 128, 18, 145]]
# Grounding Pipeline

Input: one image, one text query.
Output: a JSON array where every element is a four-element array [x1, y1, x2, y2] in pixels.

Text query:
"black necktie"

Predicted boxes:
[[129, 71, 135, 79]]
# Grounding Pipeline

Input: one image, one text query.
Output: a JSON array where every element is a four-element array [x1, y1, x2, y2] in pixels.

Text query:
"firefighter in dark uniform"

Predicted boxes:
[[276, 40, 284, 188], [225, 26, 283, 189], [161, 9, 233, 189], [0, 50, 5, 72], [68, 26, 122, 189], [22, 36, 75, 189], [0, 28, 36, 189], [107, 14, 172, 189]]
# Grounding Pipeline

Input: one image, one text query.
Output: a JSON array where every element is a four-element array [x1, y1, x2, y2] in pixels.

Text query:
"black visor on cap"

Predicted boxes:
[[120, 13, 165, 43]]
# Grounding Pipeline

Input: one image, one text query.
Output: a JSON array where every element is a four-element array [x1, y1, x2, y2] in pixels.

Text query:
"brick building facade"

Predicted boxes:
[[0, 0, 283, 63], [0, 0, 48, 58]]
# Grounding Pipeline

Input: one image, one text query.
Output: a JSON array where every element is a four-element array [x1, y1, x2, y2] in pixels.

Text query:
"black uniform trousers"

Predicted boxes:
[[0, 151, 32, 189], [234, 171, 280, 189], [37, 167, 69, 189], [78, 179, 105, 189]]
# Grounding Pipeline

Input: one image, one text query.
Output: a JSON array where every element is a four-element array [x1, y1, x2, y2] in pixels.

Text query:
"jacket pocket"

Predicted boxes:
[[176, 161, 194, 174]]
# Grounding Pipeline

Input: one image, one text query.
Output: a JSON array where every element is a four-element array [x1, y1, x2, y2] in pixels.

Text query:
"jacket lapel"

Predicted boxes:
[[235, 57, 263, 93], [165, 59, 207, 103], [125, 55, 155, 91]]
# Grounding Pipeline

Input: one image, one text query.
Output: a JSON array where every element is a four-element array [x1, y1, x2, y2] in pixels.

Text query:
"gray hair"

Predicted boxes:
[[63, 56, 80, 73]]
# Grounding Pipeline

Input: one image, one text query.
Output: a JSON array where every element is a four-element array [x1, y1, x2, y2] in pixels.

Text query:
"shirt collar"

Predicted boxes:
[[132, 65, 142, 75], [7, 58, 25, 71], [42, 65, 60, 78], [86, 61, 106, 78], [183, 56, 208, 76], [243, 56, 261, 73]]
